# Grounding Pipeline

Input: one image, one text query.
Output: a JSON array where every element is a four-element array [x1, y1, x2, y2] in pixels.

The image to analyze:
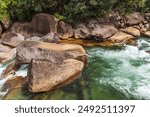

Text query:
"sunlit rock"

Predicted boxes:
[[28, 59, 84, 93], [16, 41, 88, 65]]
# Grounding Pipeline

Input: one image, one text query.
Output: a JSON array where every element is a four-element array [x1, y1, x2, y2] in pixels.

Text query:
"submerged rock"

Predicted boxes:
[[1, 32, 24, 47], [28, 59, 84, 93], [16, 41, 88, 65], [58, 21, 74, 39]]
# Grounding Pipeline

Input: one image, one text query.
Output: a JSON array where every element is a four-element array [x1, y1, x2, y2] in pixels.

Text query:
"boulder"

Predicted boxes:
[[0, 48, 16, 64], [31, 13, 58, 35], [58, 21, 73, 39], [87, 19, 118, 40], [97, 14, 126, 28], [16, 41, 88, 65], [1, 32, 24, 47], [109, 31, 134, 43], [120, 27, 141, 37], [144, 31, 150, 37], [1, 76, 26, 92], [28, 59, 84, 92], [74, 23, 91, 39], [126, 12, 145, 26], [42, 32, 60, 43], [11, 22, 33, 38]]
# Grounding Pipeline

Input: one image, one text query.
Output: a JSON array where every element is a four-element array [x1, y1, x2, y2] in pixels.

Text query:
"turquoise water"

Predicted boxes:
[[0, 37, 150, 100]]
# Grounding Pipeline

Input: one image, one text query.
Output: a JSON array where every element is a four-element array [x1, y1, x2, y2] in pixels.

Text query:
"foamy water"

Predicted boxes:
[[0, 64, 28, 97], [86, 37, 150, 99]]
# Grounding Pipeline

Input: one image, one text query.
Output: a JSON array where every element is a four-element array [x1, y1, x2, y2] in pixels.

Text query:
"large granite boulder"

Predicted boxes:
[[57, 21, 73, 39], [1, 32, 24, 47], [28, 59, 84, 92], [109, 31, 134, 43], [16, 41, 88, 65], [126, 12, 145, 26], [74, 23, 91, 39], [31, 13, 58, 35], [120, 27, 141, 37], [87, 19, 118, 40]]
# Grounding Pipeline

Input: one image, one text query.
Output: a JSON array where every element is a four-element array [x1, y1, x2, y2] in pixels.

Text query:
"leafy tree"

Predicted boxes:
[[0, 0, 149, 23]]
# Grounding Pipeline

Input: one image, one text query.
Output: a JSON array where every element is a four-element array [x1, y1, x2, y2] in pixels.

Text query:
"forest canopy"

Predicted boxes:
[[0, 0, 150, 22]]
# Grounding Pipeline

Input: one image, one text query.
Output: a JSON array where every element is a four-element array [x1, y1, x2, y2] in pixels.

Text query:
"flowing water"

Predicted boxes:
[[0, 37, 150, 100]]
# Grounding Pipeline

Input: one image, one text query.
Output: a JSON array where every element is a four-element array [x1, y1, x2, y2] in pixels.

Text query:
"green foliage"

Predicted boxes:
[[0, 0, 150, 23]]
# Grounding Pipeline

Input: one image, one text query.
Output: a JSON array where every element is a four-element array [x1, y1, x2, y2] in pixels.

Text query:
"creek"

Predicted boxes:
[[0, 37, 150, 100]]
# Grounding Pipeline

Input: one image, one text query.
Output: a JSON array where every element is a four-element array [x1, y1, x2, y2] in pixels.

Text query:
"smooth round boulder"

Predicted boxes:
[[31, 13, 58, 35]]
